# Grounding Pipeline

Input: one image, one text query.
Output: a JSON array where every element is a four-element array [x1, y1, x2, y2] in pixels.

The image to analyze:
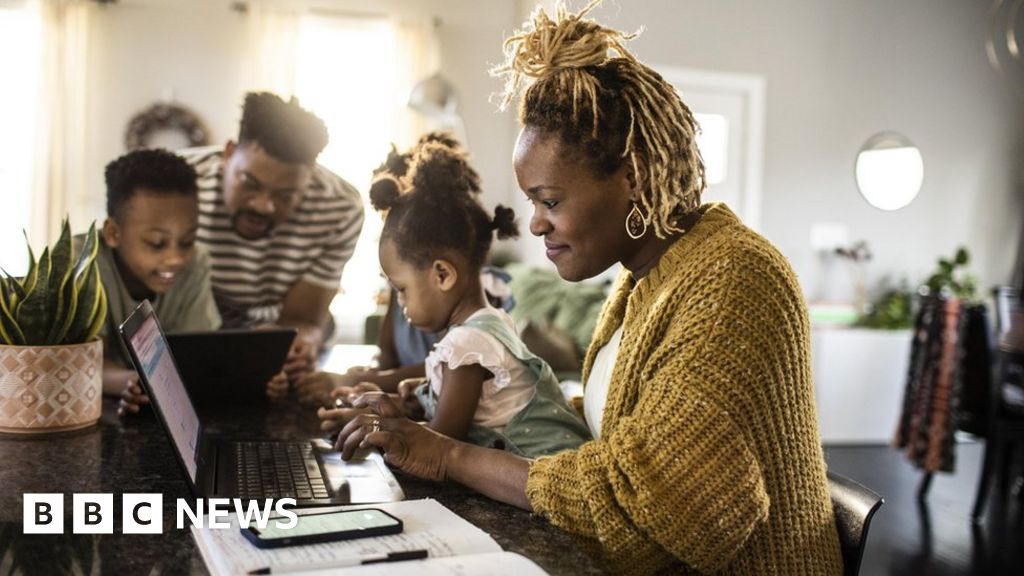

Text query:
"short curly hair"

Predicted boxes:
[[492, 0, 706, 238], [105, 148, 198, 220], [369, 135, 518, 270], [238, 92, 329, 165]]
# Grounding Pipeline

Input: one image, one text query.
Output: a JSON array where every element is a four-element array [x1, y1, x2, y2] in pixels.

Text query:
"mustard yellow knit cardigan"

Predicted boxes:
[[526, 204, 843, 575]]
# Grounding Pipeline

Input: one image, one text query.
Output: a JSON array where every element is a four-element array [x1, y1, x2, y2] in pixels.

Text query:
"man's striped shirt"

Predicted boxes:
[[182, 146, 364, 328]]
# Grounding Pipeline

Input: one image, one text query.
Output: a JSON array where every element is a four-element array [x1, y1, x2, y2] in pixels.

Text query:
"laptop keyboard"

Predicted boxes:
[[235, 441, 330, 501]]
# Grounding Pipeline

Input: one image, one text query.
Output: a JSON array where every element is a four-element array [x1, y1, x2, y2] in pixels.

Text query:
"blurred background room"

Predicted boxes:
[[1, 1, 1023, 574]]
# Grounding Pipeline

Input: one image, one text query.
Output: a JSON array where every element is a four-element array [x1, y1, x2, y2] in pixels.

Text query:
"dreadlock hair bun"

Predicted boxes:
[[493, 0, 636, 98], [368, 175, 402, 211], [492, 205, 519, 240], [491, 0, 707, 240]]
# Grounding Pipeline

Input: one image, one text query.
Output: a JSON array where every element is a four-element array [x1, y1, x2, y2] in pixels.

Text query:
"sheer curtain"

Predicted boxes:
[[240, 0, 300, 97], [393, 17, 440, 149], [243, 5, 440, 342], [32, 0, 94, 248], [0, 0, 91, 273]]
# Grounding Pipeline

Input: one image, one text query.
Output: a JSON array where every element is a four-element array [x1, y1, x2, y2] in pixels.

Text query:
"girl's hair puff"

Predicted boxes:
[[372, 137, 519, 270], [491, 0, 706, 238], [368, 174, 402, 211]]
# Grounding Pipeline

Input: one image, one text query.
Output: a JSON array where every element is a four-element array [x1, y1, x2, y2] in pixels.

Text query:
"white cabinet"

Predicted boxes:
[[811, 327, 913, 444]]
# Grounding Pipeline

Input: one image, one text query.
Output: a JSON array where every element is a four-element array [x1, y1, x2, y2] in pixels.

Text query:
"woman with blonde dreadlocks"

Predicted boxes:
[[334, 2, 843, 574]]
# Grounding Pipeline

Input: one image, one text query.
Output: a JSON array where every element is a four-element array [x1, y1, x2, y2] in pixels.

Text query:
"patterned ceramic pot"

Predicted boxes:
[[0, 339, 103, 434]]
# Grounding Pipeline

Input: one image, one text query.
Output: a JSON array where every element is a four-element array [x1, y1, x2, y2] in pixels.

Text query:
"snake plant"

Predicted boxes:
[[0, 218, 107, 346]]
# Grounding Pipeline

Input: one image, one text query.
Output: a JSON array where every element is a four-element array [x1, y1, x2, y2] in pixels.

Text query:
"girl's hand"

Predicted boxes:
[[117, 377, 149, 417], [294, 371, 340, 406], [265, 371, 289, 401], [397, 377, 427, 421], [339, 393, 457, 483], [330, 381, 383, 406], [326, 367, 380, 392], [317, 405, 374, 434]]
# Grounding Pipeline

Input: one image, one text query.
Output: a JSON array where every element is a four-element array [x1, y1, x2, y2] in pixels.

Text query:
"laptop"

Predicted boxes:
[[119, 300, 361, 507], [166, 328, 295, 409]]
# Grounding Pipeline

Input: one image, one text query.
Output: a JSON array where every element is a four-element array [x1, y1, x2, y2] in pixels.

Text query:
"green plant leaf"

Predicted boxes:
[[19, 232, 37, 296], [2, 269, 25, 309], [52, 265, 79, 344], [0, 276, 10, 312], [83, 264, 107, 342], [65, 259, 104, 344], [71, 222, 100, 293], [4, 219, 109, 345], [954, 247, 969, 265], [44, 218, 74, 343], [53, 222, 101, 343], [0, 285, 25, 345], [15, 246, 51, 344]]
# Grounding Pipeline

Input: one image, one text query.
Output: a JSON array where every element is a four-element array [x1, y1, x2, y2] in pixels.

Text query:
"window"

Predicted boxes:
[[658, 66, 765, 230], [293, 15, 398, 342], [693, 112, 729, 186], [0, 4, 42, 276]]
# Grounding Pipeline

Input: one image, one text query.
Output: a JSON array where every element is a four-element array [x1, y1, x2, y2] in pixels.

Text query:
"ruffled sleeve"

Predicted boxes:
[[429, 324, 513, 392]]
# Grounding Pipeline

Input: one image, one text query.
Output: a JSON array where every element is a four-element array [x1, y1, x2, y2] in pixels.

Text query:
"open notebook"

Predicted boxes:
[[192, 498, 548, 576]]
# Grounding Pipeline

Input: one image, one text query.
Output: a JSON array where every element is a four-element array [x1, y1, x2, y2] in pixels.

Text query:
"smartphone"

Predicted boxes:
[[242, 508, 403, 548]]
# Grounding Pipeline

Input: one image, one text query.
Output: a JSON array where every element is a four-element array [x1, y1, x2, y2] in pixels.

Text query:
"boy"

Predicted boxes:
[[84, 149, 285, 414]]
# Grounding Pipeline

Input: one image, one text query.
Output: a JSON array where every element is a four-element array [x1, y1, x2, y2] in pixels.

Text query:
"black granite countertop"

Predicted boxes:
[[0, 399, 606, 575]]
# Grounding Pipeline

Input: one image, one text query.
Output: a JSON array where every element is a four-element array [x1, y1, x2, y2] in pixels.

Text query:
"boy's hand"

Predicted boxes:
[[397, 377, 427, 421], [265, 371, 289, 401], [294, 371, 339, 406], [117, 377, 149, 417], [283, 337, 317, 383]]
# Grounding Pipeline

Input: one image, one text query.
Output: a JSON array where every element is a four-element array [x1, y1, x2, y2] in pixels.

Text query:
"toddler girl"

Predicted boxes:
[[323, 137, 590, 458]]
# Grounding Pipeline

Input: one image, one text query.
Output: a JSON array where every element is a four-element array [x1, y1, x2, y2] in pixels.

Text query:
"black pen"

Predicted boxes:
[[247, 549, 429, 574]]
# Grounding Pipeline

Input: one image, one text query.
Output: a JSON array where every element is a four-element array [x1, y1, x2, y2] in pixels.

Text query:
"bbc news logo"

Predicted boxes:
[[23, 494, 297, 534]]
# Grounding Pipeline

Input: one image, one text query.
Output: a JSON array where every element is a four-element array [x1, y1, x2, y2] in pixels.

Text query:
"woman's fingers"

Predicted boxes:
[[361, 419, 450, 483], [335, 413, 381, 458], [334, 394, 453, 481]]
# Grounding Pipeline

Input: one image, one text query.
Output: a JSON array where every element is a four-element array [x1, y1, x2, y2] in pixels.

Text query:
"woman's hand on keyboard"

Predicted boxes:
[[339, 393, 454, 483]]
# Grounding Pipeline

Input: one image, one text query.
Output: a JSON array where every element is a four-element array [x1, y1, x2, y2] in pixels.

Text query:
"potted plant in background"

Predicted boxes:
[[856, 281, 915, 330], [0, 219, 106, 434]]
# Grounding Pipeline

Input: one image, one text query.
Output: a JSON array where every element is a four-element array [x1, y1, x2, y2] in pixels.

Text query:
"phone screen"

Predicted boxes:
[[251, 509, 400, 541]]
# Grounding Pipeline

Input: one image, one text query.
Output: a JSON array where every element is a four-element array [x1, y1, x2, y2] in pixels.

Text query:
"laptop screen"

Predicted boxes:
[[127, 312, 201, 483]]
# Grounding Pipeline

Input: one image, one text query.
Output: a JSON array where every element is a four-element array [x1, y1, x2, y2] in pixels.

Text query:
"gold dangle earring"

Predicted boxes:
[[625, 202, 648, 239]]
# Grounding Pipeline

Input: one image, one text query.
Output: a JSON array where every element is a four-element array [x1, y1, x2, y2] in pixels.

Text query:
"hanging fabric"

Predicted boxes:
[[894, 296, 990, 473]]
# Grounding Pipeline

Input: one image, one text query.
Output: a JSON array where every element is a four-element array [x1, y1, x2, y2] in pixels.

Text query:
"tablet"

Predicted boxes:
[[166, 328, 296, 408]]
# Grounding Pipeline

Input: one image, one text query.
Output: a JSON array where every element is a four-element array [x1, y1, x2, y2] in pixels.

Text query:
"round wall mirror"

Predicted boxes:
[[854, 132, 923, 211]]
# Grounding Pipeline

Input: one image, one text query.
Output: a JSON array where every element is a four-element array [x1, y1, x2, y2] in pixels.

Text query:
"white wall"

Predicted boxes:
[[511, 0, 1024, 298], [80, 0, 1024, 299]]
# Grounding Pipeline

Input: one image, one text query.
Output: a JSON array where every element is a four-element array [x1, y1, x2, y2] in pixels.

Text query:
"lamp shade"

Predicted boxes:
[[408, 72, 458, 117]]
